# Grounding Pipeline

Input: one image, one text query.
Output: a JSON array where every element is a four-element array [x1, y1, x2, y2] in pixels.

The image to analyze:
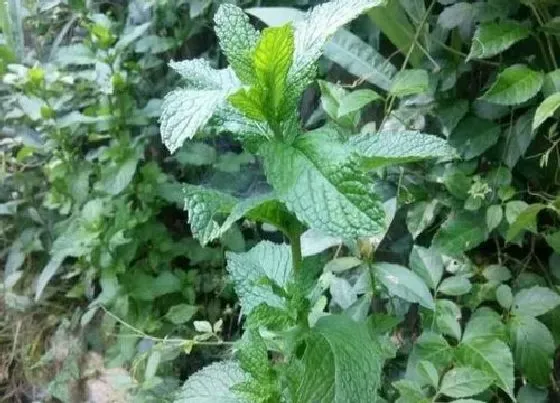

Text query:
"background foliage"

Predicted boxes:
[[1, 0, 560, 402]]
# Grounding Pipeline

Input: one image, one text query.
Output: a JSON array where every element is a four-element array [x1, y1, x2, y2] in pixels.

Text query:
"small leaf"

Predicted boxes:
[[546, 231, 560, 254], [467, 21, 530, 60], [440, 367, 493, 398], [512, 286, 560, 317], [405, 332, 454, 381], [166, 304, 198, 324], [496, 284, 513, 309], [438, 276, 472, 296], [296, 315, 384, 402], [462, 307, 506, 343], [175, 361, 248, 402], [482, 265, 511, 283], [509, 315, 555, 386], [389, 69, 429, 97], [480, 65, 544, 106], [324, 257, 362, 273], [416, 360, 439, 388], [506, 203, 547, 241], [449, 116, 501, 160], [437, 3, 475, 30], [338, 89, 380, 117], [374, 263, 435, 309], [407, 200, 439, 239], [393, 380, 429, 403], [533, 92, 560, 131], [427, 299, 462, 341], [409, 245, 444, 289], [194, 321, 213, 333], [486, 205, 503, 232], [433, 212, 489, 257], [503, 109, 536, 168], [517, 385, 549, 403], [145, 350, 161, 380]]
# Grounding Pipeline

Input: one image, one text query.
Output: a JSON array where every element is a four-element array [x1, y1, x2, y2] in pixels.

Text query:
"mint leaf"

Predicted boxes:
[[480, 65, 544, 106], [455, 339, 514, 400], [351, 130, 456, 169], [374, 263, 435, 309], [533, 92, 560, 131], [160, 59, 242, 153], [175, 361, 248, 403], [295, 314, 384, 402], [261, 127, 386, 239], [214, 4, 260, 84], [512, 286, 560, 317], [467, 21, 530, 60], [440, 367, 493, 398], [226, 241, 292, 315], [509, 315, 555, 386]]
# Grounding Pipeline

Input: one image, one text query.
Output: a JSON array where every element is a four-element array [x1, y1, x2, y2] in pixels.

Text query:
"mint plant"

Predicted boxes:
[[161, 1, 455, 401]]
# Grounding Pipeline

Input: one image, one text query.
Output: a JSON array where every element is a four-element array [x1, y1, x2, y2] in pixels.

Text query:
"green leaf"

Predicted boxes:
[[433, 212, 489, 257], [393, 380, 429, 403], [467, 21, 530, 60], [226, 241, 292, 315], [145, 350, 161, 381], [512, 286, 560, 317], [324, 30, 396, 91], [295, 314, 384, 402], [417, 360, 439, 388], [260, 127, 386, 239], [543, 69, 560, 97], [175, 361, 248, 403], [183, 185, 237, 246], [389, 69, 429, 97], [351, 130, 456, 169], [546, 231, 560, 254], [425, 299, 462, 341], [486, 205, 503, 232], [449, 116, 501, 160], [440, 367, 493, 398], [374, 263, 435, 309], [407, 200, 439, 239], [533, 93, 560, 131], [455, 339, 514, 400], [435, 100, 470, 138], [480, 65, 544, 106], [409, 245, 444, 289], [503, 109, 536, 168], [160, 59, 241, 153], [509, 315, 555, 386], [213, 4, 260, 84], [406, 332, 454, 381], [96, 156, 138, 195], [496, 284, 513, 309], [506, 203, 547, 241], [462, 307, 506, 343], [482, 265, 511, 283], [438, 276, 472, 296], [166, 304, 198, 324], [517, 385, 548, 403], [438, 3, 475, 29], [338, 89, 380, 117]]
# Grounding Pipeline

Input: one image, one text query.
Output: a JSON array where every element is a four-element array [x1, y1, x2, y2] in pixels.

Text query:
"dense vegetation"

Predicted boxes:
[[2, 0, 560, 402]]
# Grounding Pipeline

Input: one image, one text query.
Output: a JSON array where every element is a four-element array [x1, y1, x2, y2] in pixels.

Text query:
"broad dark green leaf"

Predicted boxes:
[[480, 65, 544, 106], [502, 109, 536, 168], [296, 315, 384, 403], [449, 116, 500, 160], [407, 200, 439, 239], [467, 21, 530, 60], [433, 212, 489, 257], [440, 367, 493, 398], [506, 203, 547, 241], [509, 315, 555, 386], [546, 231, 560, 254], [533, 93, 560, 131]]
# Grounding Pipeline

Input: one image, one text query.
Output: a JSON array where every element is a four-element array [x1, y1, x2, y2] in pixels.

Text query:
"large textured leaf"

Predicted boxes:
[[288, 0, 386, 99], [433, 212, 489, 257], [467, 21, 530, 60], [160, 59, 241, 153], [374, 263, 435, 309], [533, 93, 560, 131], [455, 339, 514, 400], [295, 315, 384, 402], [350, 130, 456, 169], [213, 4, 260, 84], [226, 241, 292, 315], [260, 127, 386, 239], [509, 315, 555, 386], [175, 361, 248, 403], [324, 30, 396, 91], [480, 65, 544, 106]]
